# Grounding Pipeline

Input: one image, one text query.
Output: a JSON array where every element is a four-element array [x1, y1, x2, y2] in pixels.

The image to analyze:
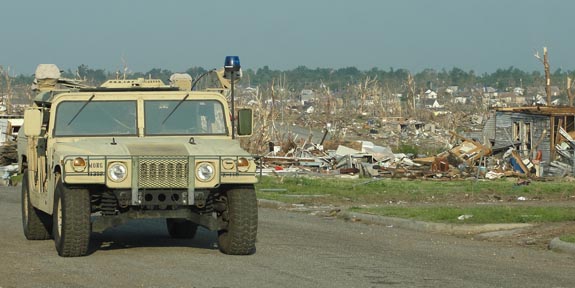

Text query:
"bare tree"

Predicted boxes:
[[567, 77, 575, 107], [269, 78, 276, 123], [241, 86, 278, 154], [317, 80, 335, 124], [241, 76, 298, 155], [353, 76, 379, 115], [406, 73, 416, 116], [382, 83, 402, 117], [534, 47, 551, 105], [0, 66, 13, 114]]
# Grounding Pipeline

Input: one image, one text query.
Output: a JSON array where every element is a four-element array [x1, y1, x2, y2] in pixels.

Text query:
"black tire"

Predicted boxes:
[[52, 176, 91, 257], [218, 185, 258, 255], [166, 219, 199, 239], [21, 169, 52, 240]]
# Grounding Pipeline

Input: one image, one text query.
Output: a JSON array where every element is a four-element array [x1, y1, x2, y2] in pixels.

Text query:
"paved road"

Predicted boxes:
[[276, 123, 329, 145], [1, 185, 575, 288]]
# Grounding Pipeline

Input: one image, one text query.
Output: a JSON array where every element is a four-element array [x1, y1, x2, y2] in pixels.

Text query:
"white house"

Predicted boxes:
[[453, 97, 468, 104], [424, 89, 437, 99], [445, 86, 459, 94], [423, 99, 443, 109]]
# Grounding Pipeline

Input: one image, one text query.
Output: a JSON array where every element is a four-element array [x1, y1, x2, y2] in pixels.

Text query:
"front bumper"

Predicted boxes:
[[62, 155, 258, 205]]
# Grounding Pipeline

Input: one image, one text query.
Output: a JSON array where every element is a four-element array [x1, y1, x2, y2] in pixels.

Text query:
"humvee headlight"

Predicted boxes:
[[237, 157, 250, 172], [72, 157, 87, 172], [108, 162, 127, 182], [196, 162, 215, 182]]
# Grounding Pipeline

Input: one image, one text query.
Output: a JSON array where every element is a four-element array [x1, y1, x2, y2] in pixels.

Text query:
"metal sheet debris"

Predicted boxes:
[[258, 107, 575, 180]]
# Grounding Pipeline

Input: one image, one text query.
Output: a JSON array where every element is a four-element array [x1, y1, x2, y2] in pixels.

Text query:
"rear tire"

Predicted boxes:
[[21, 169, 52, 240], [166, 219, 199, 239], [52, 176, 91, 257], [218, 185, 258, 255]]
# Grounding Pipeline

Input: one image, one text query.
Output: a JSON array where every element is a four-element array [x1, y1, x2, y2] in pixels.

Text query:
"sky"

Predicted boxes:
[[0, 0, 573, 75]]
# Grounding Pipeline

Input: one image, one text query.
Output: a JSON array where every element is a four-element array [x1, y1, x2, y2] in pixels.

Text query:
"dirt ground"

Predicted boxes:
[[473, 219, 575, 250], [265, 198, 575, 251]]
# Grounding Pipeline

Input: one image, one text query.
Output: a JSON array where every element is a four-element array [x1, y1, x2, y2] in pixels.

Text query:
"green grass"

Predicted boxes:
[[256, 175, 575, 224], [559, 235, 575, 243], [10, 174, 22, 186], [256, 176, 575, 204]]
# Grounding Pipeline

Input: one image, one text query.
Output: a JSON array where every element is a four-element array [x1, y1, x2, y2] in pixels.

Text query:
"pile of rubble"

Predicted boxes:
[[260, 108, 575, 180], [550, 127, 575, 177], [259, 131, 555, 180]]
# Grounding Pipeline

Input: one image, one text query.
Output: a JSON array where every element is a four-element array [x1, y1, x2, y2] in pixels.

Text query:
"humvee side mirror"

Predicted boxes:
[[24, 108, 43, 137], [236, 108, 253, 136]]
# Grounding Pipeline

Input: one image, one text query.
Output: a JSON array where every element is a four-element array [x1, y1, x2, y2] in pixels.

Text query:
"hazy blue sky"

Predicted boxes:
[[0, 0, 573, 75]]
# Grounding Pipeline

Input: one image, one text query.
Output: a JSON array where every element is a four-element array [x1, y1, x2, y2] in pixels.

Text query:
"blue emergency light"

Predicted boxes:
[[224, 56, 241, 71]]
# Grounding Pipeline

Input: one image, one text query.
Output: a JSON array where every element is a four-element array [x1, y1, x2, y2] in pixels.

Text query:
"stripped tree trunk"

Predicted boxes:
[[534, 47, 552, 105], [567, 77, 574, 107]]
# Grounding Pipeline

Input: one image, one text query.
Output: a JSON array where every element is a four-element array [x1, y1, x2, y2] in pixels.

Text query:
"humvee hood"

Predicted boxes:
[[54, 138, 251, 157]]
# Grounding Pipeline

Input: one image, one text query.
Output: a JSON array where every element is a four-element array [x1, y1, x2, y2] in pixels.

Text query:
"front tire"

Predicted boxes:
[[53, 176, 91, 257], [166, 219, 199, 239], [21, 169, 52, 240], [218, 185, 258, 255]]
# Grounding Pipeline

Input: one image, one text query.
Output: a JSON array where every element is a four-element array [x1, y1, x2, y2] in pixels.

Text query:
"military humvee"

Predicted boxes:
[[18, 61, 258, 257]]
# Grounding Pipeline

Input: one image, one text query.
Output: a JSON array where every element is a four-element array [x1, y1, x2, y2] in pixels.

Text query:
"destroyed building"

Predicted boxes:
[[484, 106, 575, 176], [0, 116, 23, 145]]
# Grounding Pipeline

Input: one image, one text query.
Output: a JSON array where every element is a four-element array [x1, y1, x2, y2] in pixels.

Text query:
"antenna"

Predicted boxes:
[[224, 56, 241, 139]]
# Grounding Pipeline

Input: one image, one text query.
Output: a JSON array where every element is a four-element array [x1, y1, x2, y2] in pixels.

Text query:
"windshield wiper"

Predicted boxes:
[[161, 93, 189, 125], [67, 94, 95, 126]]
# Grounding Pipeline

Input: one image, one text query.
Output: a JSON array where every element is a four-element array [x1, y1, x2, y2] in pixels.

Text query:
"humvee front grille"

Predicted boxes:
[[139, 158, 188, 188]]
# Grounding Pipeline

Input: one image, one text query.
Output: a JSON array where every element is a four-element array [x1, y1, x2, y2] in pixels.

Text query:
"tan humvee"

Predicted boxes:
[[18, 64, 258, 257]]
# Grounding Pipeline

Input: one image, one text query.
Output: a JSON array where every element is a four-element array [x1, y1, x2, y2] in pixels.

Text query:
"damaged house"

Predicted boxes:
[[0, 117, 23, 145], [483, 106, 575, 175]]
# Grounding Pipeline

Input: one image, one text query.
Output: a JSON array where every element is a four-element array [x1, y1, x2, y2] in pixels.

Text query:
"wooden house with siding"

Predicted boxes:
[[483, 106, 575, 171]]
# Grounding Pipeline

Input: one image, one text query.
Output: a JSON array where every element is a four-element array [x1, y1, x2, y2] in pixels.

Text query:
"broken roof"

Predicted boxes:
[[495, 106, 575, 116]]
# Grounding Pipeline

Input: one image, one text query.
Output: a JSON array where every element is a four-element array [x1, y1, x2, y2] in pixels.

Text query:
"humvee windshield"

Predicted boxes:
[[53, 99, 228, 136], [144, 100, 228, 135], [54, 101, 137, 136]]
